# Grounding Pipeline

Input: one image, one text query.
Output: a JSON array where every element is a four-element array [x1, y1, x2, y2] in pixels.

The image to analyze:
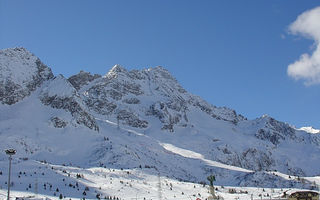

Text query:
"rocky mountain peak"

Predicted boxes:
[[147, 66, 177, 82], [0, 47, 54, 105], [68, 70, 101, 90], [110, 64, 127, 73], [253, 115, 297, 145], [106, 64, 128, 79], [1, 47, 30, 58]]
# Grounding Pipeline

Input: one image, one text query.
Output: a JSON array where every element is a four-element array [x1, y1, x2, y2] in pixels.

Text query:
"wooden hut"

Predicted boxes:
[[288, 191, 319, 200]]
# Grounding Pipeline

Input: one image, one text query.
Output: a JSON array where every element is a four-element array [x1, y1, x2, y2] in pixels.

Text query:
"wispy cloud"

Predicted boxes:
[[287, 6, 320, 85]]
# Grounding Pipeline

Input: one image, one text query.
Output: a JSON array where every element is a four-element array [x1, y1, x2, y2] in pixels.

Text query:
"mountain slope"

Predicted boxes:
[[0, 48, 319, 197], [0, 47, 53, 105]]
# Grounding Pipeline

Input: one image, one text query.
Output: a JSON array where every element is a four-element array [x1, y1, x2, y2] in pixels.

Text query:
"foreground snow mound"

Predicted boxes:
[[0, 47, 54, 105]]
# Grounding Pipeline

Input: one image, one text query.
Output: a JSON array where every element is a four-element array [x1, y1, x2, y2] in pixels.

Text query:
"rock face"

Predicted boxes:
[[50, 116, 68, 128], [254, 115, 296, 145], [75, 65, 245, 131], [39, 75, 99, 131], [68, 70, 101, 90], [0, 47, 54, 105], [117, 110, 148, 128]]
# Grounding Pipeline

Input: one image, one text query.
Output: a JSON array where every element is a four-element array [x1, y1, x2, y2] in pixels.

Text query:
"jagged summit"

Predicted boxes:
[[68, 70, 101, 90], [105, 64, 128, 79], [1, 46, 30, 55], [261, 114, 270, 118], [109, 64, 127, 73], [0, 47, 52, 84], [105, 65, 178, 83], [146, 66, 177, 81], [0, 47, 54, 104]]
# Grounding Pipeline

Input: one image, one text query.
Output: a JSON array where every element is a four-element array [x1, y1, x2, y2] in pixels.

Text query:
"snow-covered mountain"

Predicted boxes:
[[0, 47, 54, 105], [1, 47, 320, 199], [299, 126, 320, 134]]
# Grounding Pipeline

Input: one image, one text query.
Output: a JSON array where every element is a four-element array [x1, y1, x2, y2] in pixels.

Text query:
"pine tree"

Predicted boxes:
[[207, 174, 216, 198], [207, 175, 215, 187]]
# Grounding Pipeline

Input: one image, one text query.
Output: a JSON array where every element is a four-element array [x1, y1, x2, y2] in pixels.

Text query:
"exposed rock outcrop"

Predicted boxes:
[[0, 47, 54, 104], [68, 70, 101, 90], [40, 75, 99, 131]]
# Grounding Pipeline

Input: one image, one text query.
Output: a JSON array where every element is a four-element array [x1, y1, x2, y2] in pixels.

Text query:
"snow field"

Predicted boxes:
[[1, 159, 316, 200]]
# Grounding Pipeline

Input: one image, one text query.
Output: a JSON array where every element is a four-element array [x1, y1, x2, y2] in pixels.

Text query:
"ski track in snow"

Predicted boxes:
[[160, 143, 253, 173], [100, 118, 253, 173]]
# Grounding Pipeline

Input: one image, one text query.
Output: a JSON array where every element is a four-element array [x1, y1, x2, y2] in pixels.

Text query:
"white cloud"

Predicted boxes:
[[287, 6, 320, 85]]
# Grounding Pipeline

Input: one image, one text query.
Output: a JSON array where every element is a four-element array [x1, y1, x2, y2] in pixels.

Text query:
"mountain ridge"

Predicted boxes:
[[1, 47, 319, 191]]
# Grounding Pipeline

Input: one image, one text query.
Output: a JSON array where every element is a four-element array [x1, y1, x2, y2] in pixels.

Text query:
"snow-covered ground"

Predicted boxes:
[[0, 159, 318, 200]]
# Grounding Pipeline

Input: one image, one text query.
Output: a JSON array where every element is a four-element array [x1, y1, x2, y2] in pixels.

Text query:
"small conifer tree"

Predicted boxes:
[[207, 175, 215, 187]]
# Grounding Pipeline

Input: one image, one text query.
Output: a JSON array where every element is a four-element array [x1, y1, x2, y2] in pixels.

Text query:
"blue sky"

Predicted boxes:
[[1, 0, 319, 128]]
